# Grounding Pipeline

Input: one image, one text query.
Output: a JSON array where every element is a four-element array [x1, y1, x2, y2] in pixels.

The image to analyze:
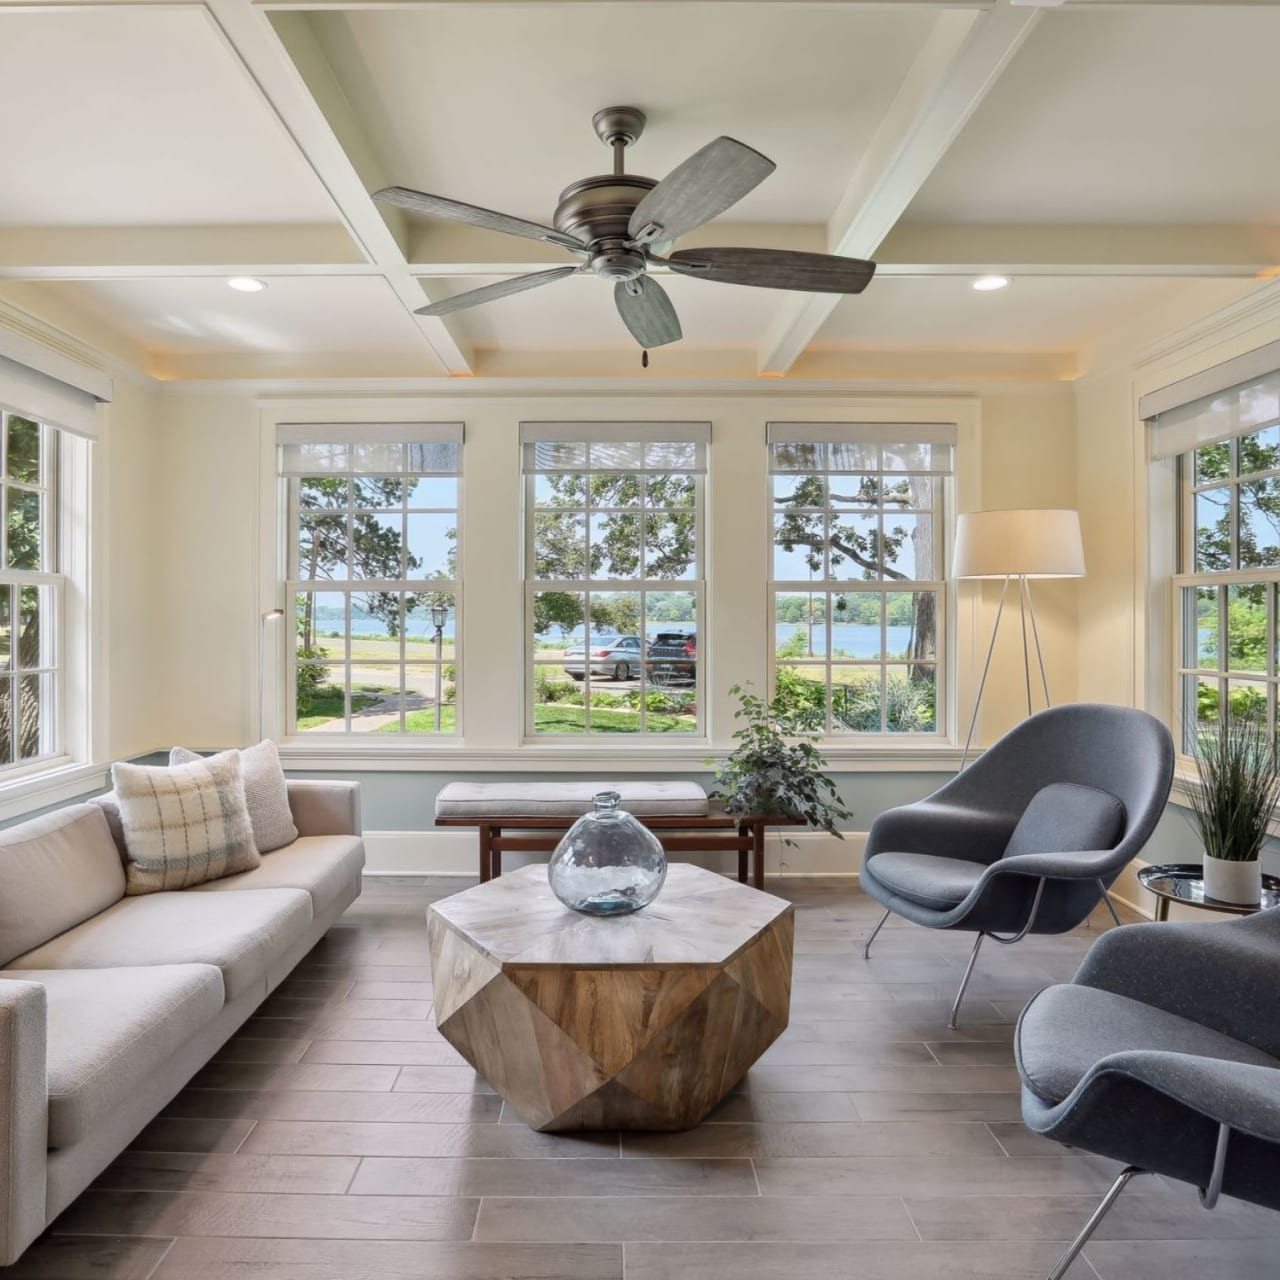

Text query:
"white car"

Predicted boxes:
[[564, 635, 644, 681]]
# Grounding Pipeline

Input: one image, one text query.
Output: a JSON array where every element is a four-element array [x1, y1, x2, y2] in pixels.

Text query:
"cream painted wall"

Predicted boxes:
[[143, 383, 1078, 760], [102, 376, 166, 758]]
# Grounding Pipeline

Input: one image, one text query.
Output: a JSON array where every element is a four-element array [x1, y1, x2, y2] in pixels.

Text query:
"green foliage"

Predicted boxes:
[[533, 668, 578, 704], [1187, 712, 1280, 862], [710, 683, 853, 842]]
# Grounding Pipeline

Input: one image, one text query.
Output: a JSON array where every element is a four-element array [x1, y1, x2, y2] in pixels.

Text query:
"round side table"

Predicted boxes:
[[1136, 863, 1280, 922]]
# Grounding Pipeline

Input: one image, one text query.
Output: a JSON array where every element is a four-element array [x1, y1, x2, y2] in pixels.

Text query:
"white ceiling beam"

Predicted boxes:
[[202, 0, 473, 373], [757, 0, 1040, 374], [0, 224, 369, 279], [874, 223, 1280, 277]]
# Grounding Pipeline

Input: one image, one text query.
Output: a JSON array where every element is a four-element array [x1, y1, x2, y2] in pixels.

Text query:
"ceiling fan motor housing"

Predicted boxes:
[[554, 174, 656, 280]]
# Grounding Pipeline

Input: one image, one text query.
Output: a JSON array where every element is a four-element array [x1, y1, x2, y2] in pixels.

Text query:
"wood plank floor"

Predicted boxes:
[[7, 876, 1280, 1279]]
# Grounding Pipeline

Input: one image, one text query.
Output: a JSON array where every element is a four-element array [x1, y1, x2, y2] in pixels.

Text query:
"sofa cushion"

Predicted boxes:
[[112, 752, 260, 894], [1017, 982, 1280, 1107], [171, 741, 298, 854], [864, 852, 989, 913], [190, 835, 364, 916], [0, 805, 125, 967], [1003, 783, 1126, 860], [0, 964, 225, 1147], [435, 780, 709, 819], [8, 888, 311, 1000]]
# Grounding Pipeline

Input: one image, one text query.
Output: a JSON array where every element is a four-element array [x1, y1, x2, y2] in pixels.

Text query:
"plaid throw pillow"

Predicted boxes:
[[111, 751, 260, 895]]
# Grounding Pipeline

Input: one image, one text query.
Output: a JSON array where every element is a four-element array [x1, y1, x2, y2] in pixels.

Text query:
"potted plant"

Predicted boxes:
[[710, 683, 853, 844], [1187, 713, 1280, 906]]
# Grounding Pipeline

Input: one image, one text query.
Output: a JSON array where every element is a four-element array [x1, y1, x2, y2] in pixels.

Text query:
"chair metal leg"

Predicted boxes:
[[1047, 1166, 1146, 1280], [1097, 880, 1123, 928], [949, 932, 985, 1030], [863, 908, 891, 961]]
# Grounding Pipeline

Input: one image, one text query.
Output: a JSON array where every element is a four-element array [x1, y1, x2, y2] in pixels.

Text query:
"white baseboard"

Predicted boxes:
[[362, 828, 867, 878]]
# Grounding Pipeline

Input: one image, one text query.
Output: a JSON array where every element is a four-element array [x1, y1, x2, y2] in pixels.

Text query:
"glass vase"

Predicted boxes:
[[547, 791, 667, 916]]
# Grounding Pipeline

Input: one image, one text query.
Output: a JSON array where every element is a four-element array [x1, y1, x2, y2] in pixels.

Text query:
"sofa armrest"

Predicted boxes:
[[1074, 912, 1280, 1057], [0, 981, 47, 1266], [287, 780, 362, 838], [865, 801, 1016, 866]]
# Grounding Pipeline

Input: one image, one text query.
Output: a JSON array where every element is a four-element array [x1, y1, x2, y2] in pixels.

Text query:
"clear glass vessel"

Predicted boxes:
[[548, 791, 667, 916]]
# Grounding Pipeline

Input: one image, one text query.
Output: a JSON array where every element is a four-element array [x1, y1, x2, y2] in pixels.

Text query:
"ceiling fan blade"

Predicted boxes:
[[614, 276, 682, 348], [666, 247, 876, 293], [374, 186, 587, 253], [628, 137, 775, 245], [415, 267, 579, 317]]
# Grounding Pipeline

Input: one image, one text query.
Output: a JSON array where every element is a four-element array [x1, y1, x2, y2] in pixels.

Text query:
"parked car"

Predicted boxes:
[[647, 631, 697, 684], [564, 634, 644, 681]]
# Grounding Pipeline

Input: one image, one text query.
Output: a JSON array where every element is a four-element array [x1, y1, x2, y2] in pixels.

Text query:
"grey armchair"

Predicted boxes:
[[1016, 910, 1280, 1279], [860, 703, 1174, 1026]]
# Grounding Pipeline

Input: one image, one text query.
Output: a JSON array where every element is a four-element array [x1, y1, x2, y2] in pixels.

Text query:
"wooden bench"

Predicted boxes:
[[434, 782, 800, 890]]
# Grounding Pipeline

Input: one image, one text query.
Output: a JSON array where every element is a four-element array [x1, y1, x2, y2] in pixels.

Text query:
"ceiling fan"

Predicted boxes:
[[373, 106, 876, 354]]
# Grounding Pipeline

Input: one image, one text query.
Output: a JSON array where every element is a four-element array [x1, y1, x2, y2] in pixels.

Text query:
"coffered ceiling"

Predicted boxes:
[[0, 0, 1276, 382]]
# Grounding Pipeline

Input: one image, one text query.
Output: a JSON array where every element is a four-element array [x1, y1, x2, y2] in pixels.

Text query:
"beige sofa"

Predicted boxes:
[[0, 778, 364, 1264]]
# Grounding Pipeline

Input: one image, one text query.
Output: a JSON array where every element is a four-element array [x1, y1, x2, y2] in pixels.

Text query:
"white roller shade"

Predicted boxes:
[[276, 422, 463, 446], [1146, 368, 1280, 462], [767, 421, 955, 474], [766, 422, 956, 446], [520, 422, 709, 473], [0, 354, 107, 441]]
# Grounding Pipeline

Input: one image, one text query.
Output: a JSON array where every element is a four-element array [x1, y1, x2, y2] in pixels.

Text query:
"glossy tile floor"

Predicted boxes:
[[6, 875, 1279, 1279]]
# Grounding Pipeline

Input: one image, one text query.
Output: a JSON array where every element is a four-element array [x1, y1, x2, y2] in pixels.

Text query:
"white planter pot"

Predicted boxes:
[[1203, 854, 1262, 907]]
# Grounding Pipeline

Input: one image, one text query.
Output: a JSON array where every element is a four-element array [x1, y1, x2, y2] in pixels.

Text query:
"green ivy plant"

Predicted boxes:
[[710, 683, 853, 844]]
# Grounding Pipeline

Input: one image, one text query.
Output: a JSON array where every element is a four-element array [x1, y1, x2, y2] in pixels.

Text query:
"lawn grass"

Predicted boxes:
[[295, 685, 384, 731], [383, 706, 459, 734], [533, 705, 696, 734]]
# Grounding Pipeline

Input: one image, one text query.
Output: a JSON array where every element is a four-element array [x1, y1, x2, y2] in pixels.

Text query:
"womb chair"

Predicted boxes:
[[859, 704, 1174, 1027], [1016, 910, 1280, 1279]]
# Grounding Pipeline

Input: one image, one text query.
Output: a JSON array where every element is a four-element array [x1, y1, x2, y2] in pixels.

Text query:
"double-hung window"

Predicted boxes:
[[768, 423, 952, 737], [281, 424, 462, 737], [0, 409, 58, 768], [522, 423, 707, 738], [1158, 366, 1280, 751]]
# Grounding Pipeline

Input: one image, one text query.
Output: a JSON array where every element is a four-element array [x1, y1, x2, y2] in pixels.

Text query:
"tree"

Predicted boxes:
[[773, 473, 936, 672]]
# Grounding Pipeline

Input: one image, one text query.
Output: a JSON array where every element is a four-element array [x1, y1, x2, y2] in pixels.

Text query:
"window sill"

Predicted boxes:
[[277, 738, 970, 774], [0, 757, 108, 823]]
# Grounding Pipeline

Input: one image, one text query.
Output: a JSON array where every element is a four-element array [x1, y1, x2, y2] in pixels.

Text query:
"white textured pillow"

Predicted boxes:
[[111, 751, 259, 895], [170, 740, 298, 854]]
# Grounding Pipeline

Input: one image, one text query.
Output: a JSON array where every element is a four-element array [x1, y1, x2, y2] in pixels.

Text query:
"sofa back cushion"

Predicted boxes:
[[1002, 782, 1126, 859], [0, 805, 126, 965], [112, 751, 260, 894]]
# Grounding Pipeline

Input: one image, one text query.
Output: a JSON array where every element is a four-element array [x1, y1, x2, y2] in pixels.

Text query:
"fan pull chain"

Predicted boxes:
[[641, 350, 649, 369]]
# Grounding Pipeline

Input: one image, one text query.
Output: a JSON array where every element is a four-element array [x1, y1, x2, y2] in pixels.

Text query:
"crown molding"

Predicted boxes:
[[0, 301, 155, 390]]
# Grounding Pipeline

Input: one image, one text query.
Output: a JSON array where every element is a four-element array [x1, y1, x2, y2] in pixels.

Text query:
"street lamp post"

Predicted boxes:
[[431, 602, 448, 732]]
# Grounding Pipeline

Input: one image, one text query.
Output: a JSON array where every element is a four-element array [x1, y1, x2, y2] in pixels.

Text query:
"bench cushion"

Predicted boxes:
[[8, 888, 311, 1000], [2, 964, 225, 1147], [0, 805, 125, 967], [189, 834, 364, 916], [435, 781, 709, 819]]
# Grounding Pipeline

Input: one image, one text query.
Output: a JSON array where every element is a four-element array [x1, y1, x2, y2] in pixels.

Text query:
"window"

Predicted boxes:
[[0, 409, 58, 769], [522, 424, 707, 737], [768, 424, 952, 736], [1173, 394, 1280, 751], [281, 425, 461, 737]]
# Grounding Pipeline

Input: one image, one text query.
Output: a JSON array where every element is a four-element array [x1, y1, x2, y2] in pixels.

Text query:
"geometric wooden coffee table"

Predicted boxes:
[[427, 863, 794, 1131]]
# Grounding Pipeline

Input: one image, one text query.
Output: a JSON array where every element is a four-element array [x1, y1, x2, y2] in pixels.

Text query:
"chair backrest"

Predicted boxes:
[[940, 703, 1175, 873]]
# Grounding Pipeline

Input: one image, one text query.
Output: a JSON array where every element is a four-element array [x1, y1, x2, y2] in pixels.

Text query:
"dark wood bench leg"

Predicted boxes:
[[752, 820, 766, 891], [491, 825, 502, 878], [737, 821, 749, 884], [479, 824, 493, 883]]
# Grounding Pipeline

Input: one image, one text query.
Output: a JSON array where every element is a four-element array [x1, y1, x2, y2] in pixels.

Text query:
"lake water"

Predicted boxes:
[[324, 612, 914, 659]]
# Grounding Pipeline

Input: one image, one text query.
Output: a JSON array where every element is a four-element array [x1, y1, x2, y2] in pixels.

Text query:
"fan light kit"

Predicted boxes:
[[228, 277, 267, 293], [972, 275, 1010, 292], [374, 106, 877, 357]]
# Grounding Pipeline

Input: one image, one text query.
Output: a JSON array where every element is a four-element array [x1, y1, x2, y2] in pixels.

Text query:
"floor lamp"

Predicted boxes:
[[955, 509, 1085, 768]]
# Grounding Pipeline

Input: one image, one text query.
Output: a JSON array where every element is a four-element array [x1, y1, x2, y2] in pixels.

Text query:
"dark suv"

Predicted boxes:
[[647, 631, 697, 684]]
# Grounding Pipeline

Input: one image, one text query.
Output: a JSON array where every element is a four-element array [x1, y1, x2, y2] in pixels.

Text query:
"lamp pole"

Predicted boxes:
[[431, 602, 448, 732], [258, 608, 285, 739]]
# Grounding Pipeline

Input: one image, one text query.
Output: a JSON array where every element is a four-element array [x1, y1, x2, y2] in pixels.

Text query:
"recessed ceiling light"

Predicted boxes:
[[228, 277, 267, 293], [972, 275, 1010, 292]]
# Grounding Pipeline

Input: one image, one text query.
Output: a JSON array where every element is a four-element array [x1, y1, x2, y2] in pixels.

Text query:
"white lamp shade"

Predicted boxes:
[[953, 508, 1085, 579]]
